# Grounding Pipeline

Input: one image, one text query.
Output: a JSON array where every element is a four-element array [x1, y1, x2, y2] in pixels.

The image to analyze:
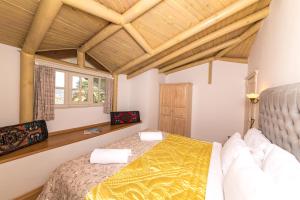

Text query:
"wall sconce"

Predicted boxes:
[[246, 93, 259, 104], [246, 93, 259, 128]]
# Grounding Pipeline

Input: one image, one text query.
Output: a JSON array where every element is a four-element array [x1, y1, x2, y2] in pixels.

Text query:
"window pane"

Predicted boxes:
[[100, 78, 106, 103], [72, 76, 80, 89], [55, 71, 65, 87], [81, 77, 89, 102], [93, 78, 100, 103], [72, 89, 80, 102], [55, 88, 64, 104]]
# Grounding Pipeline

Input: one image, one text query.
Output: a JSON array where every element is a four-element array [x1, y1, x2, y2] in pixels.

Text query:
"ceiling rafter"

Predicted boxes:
[[128, 9, 268, 78], [79, 0, 162, 54], [156, 22, 261, 75], [165, 57, 215, 75], [61, 0, 123, 24], [114, 0, 261, 74], [123, 23, 153, 54], [217, 57, 248, 64], [22, 0, 63, 54]]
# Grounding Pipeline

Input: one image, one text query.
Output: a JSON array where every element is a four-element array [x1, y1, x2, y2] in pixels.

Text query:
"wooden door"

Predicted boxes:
[[159, 84, 173, 133], [159, 83, 192, 137], [172, 85, 188, 135]]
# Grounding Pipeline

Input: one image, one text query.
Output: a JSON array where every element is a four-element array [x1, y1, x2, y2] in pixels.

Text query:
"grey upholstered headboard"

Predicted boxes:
[[259, 83, 300, 161]]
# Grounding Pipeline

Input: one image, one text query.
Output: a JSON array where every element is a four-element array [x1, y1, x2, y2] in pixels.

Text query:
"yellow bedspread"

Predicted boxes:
[[86, 134, 212, 200]]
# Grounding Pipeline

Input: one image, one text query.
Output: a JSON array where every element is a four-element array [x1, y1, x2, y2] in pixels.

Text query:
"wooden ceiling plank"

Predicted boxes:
[[164, 57, 215, 75], [80, 0, 161, 54], [129, 8, 269, 77], [156, 38, 240, 74], [22, 0, 63, 54], [114, 0, 261, 74], [216, 21, 262, 58], [158, 22, 262, 74], [124, 23, 153, 54], [80, 24, 122, 52], [122, 0, 162, 23], [61, 0, 122, 24], [217, 57, 248, 64], [87, 52, 112, 73]]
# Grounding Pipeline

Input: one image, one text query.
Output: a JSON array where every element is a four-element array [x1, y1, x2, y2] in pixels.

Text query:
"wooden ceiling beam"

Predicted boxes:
[[114, 0, 262, 74], [87, 53, 112, 73], [124, 23, 153, 54], [77, 50, 85, 68], [22, 0, 63, 54], [158, 22, 262, 74], [129, 8, 269, 77], [216, 21, 263, 58], [61, 0, 123, 24], [122, 0, 162, 24], [217, 57, 248, 64], [79, 0, 161, 53], [156, 39, 240, 75], [164, 57, 215, 75], [79, 24, 122, 52]]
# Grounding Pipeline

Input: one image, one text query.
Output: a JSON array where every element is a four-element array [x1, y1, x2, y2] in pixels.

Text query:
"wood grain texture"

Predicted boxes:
[[88, 29, 145, 71], [114, 0, 264, 74], [0, 0, 271, 75], [159, 83, 192, 137], [40, 5, 108, 51], [0, 0, 38, 47]]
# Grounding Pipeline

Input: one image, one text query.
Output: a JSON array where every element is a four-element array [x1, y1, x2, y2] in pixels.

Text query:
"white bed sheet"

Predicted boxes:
[[206, 142, 224, 200]]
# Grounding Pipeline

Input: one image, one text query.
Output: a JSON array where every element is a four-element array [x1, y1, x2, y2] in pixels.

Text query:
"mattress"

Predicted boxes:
[[38, 133, 223, 200]]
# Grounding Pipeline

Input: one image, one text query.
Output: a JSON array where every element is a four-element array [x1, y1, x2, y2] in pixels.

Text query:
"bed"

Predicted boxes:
[[38, 82, 300, 200], [37, 133, 223, 200]]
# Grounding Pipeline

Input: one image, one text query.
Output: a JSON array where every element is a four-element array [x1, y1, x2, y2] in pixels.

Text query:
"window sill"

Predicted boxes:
[[0, 122, 141, 164], [54, 103, 104, 109]]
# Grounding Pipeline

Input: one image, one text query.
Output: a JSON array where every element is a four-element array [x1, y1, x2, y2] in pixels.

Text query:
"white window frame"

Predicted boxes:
[[55, 70, 106, 109]]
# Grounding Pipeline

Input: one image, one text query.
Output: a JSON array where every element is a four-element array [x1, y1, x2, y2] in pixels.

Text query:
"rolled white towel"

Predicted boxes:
[[139, 131, 163, 141], [90, 149, 132, 164]]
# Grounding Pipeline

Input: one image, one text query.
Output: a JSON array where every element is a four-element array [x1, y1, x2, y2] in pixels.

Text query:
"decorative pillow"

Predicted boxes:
[[0, 120, 48, 156], [263, 145, 300, 200], [110, 111, 141, 125], [221, 132, 247, 175], [224, 149, 278, 200]]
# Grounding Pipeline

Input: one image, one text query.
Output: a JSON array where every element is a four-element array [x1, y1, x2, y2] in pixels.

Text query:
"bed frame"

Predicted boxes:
[[259, 83, 300, 161]]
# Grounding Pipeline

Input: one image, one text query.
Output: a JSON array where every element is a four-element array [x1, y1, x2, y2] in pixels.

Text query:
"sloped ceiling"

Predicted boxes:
[[0, 0, 271, 77]]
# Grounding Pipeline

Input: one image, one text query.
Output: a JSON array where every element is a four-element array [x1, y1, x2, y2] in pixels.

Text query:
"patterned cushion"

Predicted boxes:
[[110, 111, 140, 125], [0, 120, 48, 156]]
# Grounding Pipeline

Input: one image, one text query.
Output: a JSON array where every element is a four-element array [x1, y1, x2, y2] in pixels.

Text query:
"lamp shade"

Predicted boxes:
[[246, 93, 259, 99]]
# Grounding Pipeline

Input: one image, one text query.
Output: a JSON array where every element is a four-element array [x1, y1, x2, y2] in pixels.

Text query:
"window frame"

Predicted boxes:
[[54, 70, 106, 109]]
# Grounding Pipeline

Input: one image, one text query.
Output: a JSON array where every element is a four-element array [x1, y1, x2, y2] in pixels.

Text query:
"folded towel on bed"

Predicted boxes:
[[139, 131, 163, 141], [90, 149, 132, 164]]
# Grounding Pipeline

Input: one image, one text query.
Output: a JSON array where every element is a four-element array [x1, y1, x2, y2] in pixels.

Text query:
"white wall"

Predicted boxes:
[[0, 124, 141, 200], [0, 44, 20, 127], [118, 69, 164, 130], [248, 0, 300, 91], [165, 61, 248, 143], [0, 44, 110, 132]]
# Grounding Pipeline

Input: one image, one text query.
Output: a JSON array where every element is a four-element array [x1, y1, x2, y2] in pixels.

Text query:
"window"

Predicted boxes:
[[55, 71, 65, 105], [54, 70, 107, 107]]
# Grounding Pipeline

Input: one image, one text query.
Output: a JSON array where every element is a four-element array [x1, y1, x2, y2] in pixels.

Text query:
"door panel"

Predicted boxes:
[[172, 117, 186, 135]]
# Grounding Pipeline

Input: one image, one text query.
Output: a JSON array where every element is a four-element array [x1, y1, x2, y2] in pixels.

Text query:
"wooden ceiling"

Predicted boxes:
[[0, 0, 271, 77]]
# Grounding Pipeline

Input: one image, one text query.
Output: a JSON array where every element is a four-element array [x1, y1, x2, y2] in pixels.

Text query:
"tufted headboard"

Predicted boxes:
[[259, 83, 300, 161]]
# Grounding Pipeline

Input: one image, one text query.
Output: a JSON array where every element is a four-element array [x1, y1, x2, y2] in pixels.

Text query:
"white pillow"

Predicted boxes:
[[244, 128, 271, 149], [221, 132, 247, 175], [244, 128, 272, 167], [263, 145, 300, 200], [224, 149, 279, 200]]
